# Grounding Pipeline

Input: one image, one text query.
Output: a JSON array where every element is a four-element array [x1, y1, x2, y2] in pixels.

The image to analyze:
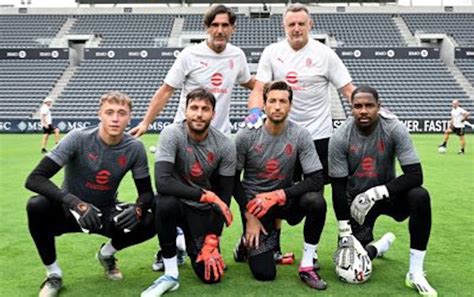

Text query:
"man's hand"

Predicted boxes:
[[196, 234, 225, 281], [113, 203, 142, 233], [244, 212, 267, 249], [351, 185, 388, 225], [246, 189, 286, 219], [200, 190, 233, 227], [242, 107, 265, 129], [67, 196, 102, 233], [128, 121, 148, 138]]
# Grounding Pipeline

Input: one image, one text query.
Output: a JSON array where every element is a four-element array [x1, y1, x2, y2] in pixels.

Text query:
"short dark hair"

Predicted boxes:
[[263, 80, 293, 104], [203, 5, 236, 28], [351, 85, 379, 103], [186, 88, 216, 110]]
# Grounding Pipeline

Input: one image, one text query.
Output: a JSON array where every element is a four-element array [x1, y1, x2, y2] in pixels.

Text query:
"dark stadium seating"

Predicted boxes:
[[70, 14, 175, 47], [0, 15, 69, 48], [456, 58, 474, 85], [402, 13, 474, 46], [0, 59, 69, 118], [54, 59, 178, 119], [340, 58, 474, 119]]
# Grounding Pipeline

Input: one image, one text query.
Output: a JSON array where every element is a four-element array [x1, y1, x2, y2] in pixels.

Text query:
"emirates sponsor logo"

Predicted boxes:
[[211, 73, 223, 87], [95, 170, 111, 185]]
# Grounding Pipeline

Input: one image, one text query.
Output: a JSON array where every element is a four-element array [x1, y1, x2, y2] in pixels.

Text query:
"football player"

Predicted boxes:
[[234, 80, 327, 290], [329, 85, 437, 296], [25, 92, 156, 297], [438, 99, 470, 154], [141, 88, 235, 297]]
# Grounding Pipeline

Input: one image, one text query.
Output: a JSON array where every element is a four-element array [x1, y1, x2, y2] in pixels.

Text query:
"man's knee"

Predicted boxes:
[[155, 195, 180, 218], [408, 187, 431, 212], [26, 195, 52, 217], [192, 261, 223, 284], [249, 251, 276, 281], [300, 191, 326, 214]]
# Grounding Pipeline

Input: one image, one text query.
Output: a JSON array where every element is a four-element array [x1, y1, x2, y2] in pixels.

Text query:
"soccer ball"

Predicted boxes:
[[149, 145, 156, 153], [438, 146, 447, 154], [334, 246, 372, 284]]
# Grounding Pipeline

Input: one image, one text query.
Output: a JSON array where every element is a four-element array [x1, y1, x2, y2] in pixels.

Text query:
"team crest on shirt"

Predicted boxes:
[[207, 152, 215, 164], [377, 140, 385, 153], [118, 154, 127, 169], [284, 144, 293, 156]]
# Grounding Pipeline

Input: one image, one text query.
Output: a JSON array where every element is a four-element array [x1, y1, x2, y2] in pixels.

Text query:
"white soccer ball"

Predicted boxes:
[[334, 247, 372, 284], [149, 145, 156, 154], [438, 146, 447, 154]]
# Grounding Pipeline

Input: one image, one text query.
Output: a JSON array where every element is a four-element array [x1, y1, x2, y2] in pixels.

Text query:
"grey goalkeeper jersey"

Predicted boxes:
[[236, 121, 322, 200], [329, 116, 419, 199], [47, 126, 149, 208], [155, 121, 236, 191]]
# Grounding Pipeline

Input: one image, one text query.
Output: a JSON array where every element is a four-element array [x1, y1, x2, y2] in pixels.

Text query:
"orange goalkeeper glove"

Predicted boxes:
[[246, 189, 286, 219], [200, 190, 233, 227], [196, 234, 225, 282]]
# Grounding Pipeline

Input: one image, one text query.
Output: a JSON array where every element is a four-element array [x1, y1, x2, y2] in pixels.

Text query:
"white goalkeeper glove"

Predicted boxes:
[[351, 185, 389, 225]]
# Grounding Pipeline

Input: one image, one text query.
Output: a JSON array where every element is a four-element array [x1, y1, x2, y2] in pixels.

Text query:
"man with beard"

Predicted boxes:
[[141, 88, 235, 297]]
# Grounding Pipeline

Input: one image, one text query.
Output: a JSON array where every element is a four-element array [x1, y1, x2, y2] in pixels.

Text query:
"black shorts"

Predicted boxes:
[[43, 124, 56, 134], [293, 137, 330, 185], [453, 127, 465, 136]]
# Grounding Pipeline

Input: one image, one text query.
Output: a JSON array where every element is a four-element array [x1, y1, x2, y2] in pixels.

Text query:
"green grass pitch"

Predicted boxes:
[[0, 133, 473, 296]]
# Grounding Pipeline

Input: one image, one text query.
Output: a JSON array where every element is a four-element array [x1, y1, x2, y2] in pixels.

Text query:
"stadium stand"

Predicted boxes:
[[70, 14, 175, 47], [456, 59, 474, 85], [312, 14, 406, 47], [0, 14, 69, 48], [340, 58, 474, 119], [53, 59, 179, 119], [0, 59, 69, 118], [402, 13, 474, 46]]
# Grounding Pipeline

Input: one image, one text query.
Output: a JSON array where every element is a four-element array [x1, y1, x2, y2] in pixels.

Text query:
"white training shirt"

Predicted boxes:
[[165, 42, 251, 134], [40, 104, 52, 126], [256, 38, 352, 140], [451, 106, 467, 128]]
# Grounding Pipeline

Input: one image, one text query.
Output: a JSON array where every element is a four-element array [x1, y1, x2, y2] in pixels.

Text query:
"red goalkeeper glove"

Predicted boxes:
[[200, 190, 233, 227], [246, 189, 286, 219], [196, 234, 225, 282]]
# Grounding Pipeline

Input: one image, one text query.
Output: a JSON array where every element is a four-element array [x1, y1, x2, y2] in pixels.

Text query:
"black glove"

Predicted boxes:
[[65, 194, 102, 233], [113, 203, 142, 233]]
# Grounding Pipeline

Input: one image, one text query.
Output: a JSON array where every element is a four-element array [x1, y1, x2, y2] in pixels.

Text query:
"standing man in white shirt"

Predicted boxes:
[[40, 97, 60, 154], [439, 99, 470, 154], [130, 4, 255, 136], [239, 3, 355, 265], [129, 4, 255, 271]]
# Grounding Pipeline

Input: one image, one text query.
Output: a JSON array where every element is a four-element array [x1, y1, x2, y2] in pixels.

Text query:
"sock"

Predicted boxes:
[[300, 242, 317, 268], [45, 261, 62, 278], [441, 142, 447, 146], [100, 242, 117, 257], [176, 227, 186, 251], [461, 148, 465, 153], [409, 248, 426, 275], [163, 255, 179, 278]]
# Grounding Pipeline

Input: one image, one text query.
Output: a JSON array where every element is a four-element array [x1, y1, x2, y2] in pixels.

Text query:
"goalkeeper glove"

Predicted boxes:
[[113, 202, 142, 233], [200, 190, 233, 227], [246, 189, 286, 219], [65, 194, 102, 233], [351, 185, 389, 225], [196, 234, 225, 282], [243, 107, 265, 129]]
